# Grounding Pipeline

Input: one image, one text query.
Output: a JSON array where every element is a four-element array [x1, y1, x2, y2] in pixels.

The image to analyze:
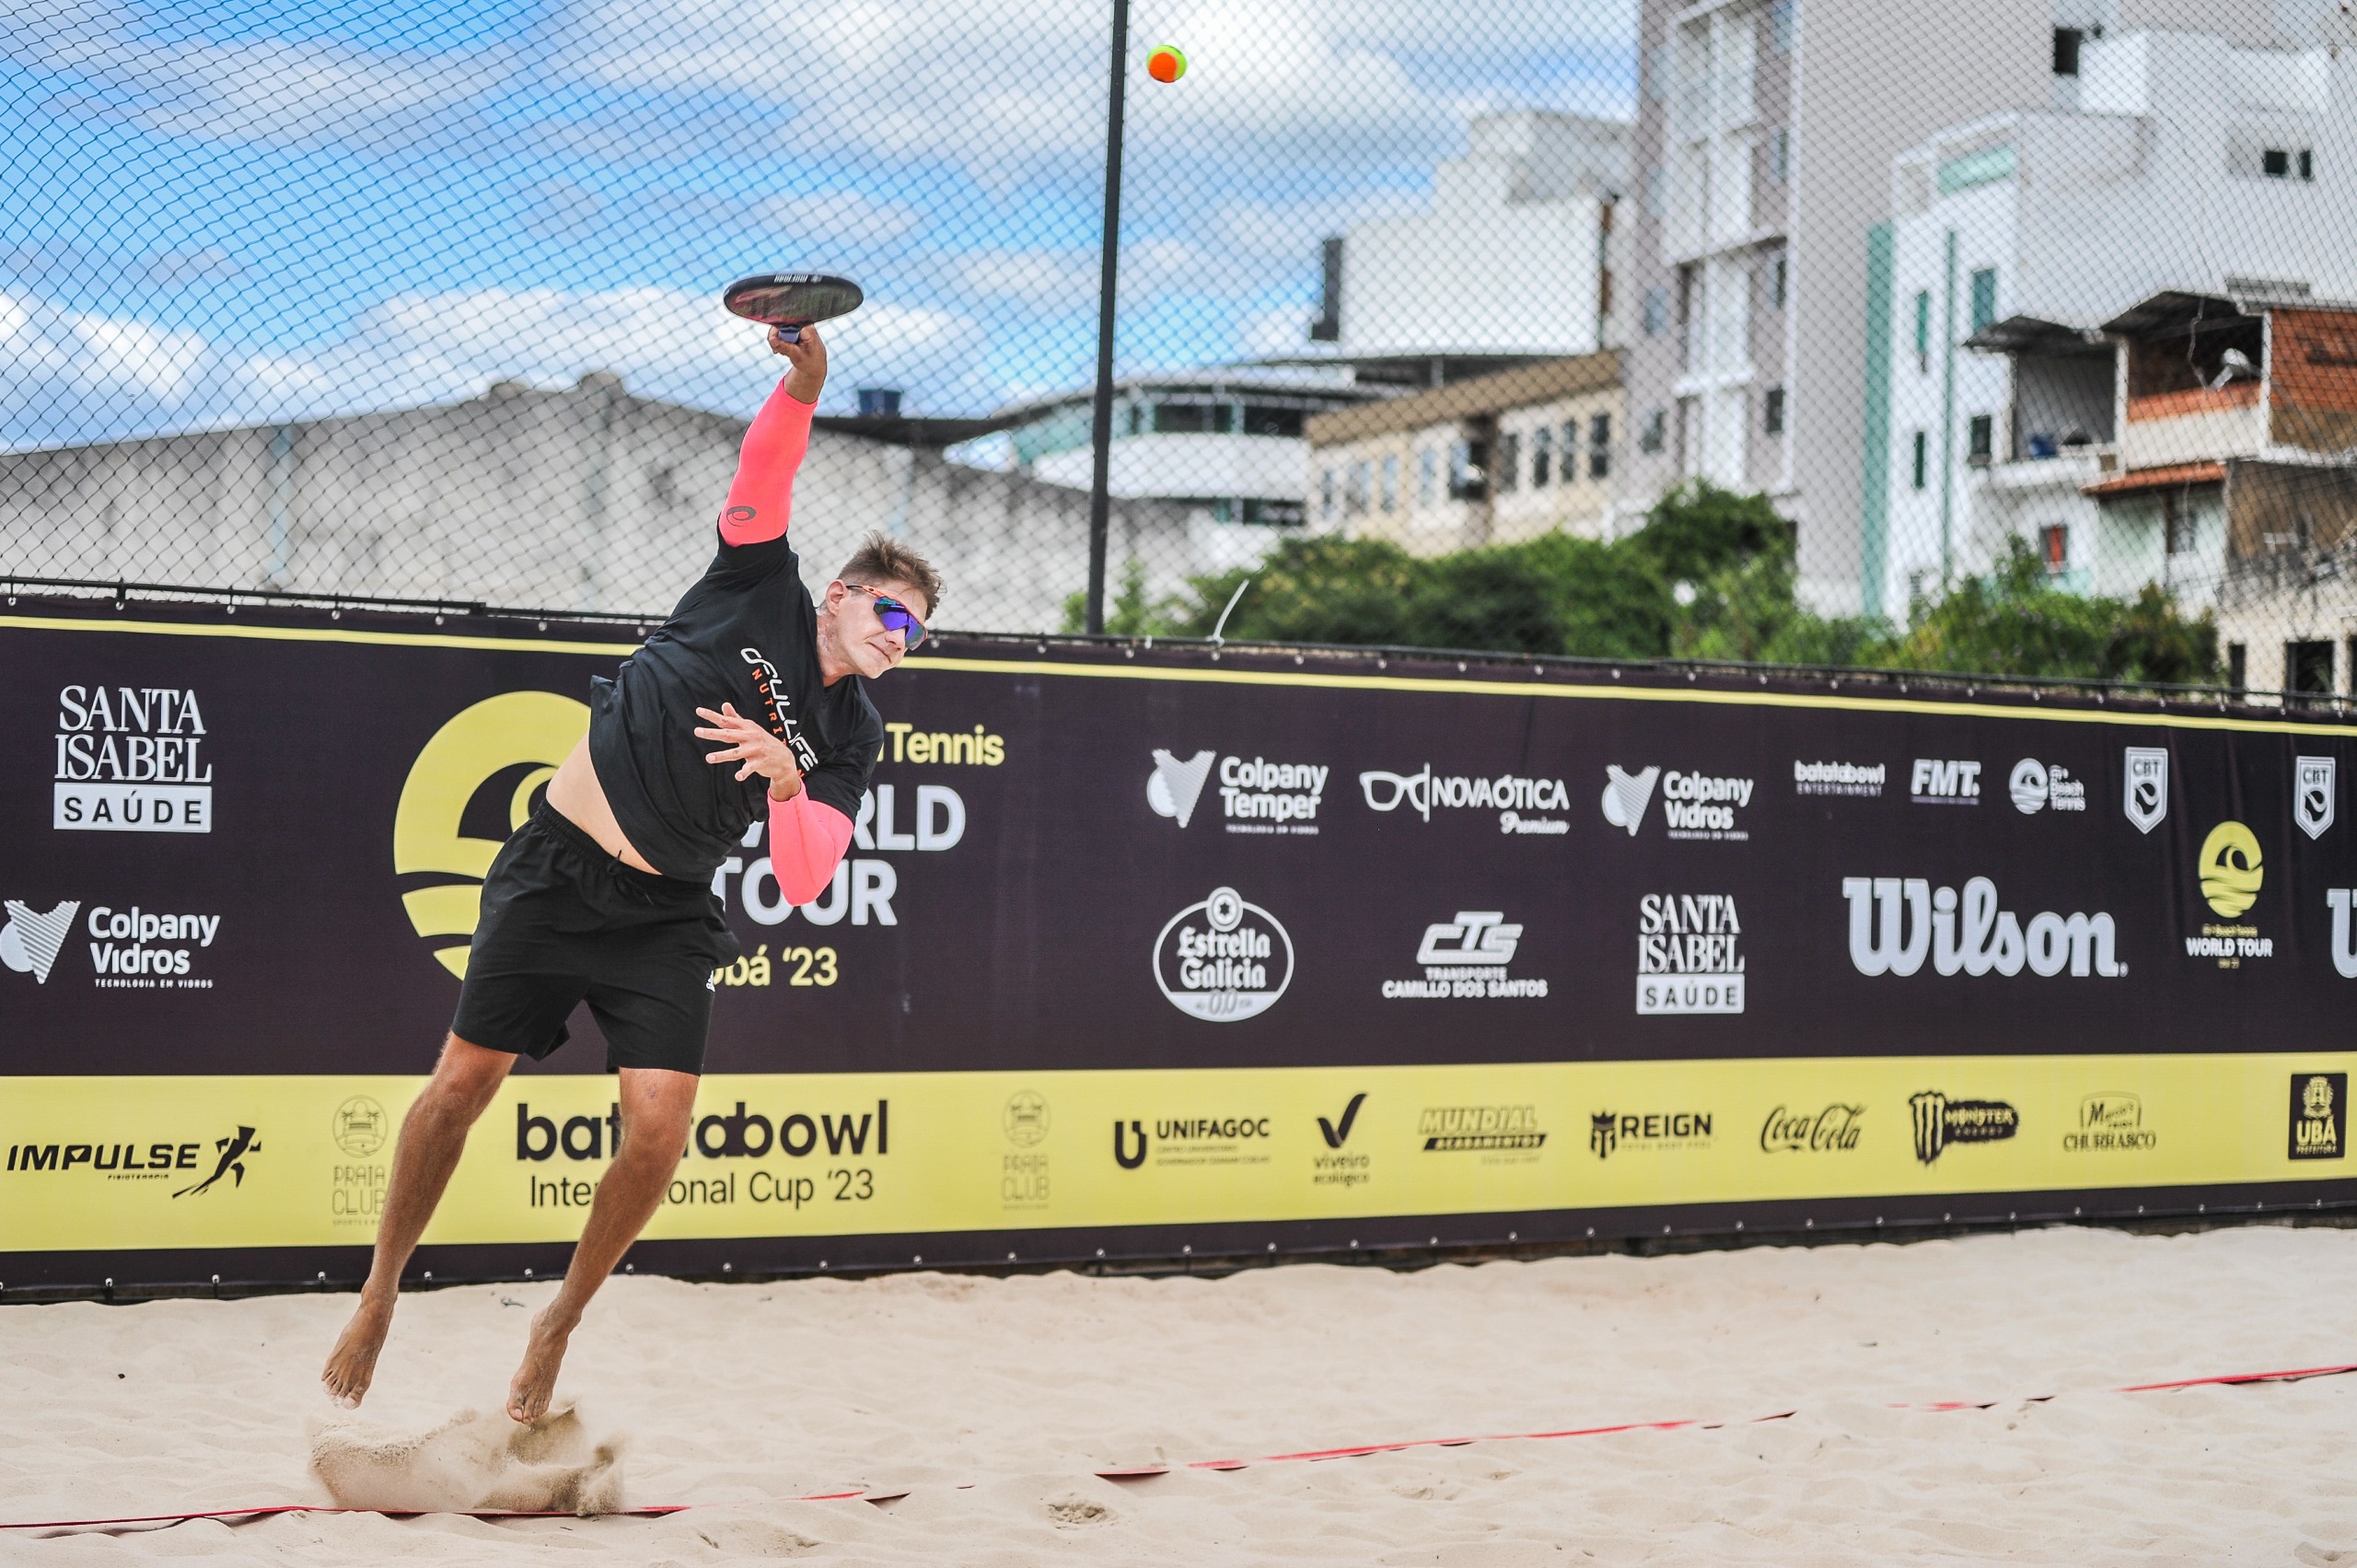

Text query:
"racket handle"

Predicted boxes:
[[780, 325, 802, 343]]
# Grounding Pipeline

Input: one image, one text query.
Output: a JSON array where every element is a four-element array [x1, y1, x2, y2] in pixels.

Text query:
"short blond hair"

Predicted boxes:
[[839, 533, 945, 619]]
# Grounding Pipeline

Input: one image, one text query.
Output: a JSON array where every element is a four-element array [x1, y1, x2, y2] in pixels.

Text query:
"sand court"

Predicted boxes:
[[5, 1222, 2357, 1562]]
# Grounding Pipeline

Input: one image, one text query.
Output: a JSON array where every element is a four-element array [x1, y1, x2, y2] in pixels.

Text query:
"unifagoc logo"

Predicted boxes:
[[0, 899, 80, 983], [394, 692, 590, 978]]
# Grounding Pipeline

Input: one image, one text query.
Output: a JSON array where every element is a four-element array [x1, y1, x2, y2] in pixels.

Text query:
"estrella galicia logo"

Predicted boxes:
[[2123, 747, 2168, 834], [1908, 1091, 2018, 1165], [2291, 1073, 2347, 1160], [174, 1125, 261, 1197], [1318, 1092, 1367, 1149], [0, 899, 80, 983], [2297, 757, 2337, 840], [1152, 887, 1294, 1021]]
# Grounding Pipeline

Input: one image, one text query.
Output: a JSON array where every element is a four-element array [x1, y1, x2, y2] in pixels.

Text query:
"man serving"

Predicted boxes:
[[321, 324, 943, 1423]]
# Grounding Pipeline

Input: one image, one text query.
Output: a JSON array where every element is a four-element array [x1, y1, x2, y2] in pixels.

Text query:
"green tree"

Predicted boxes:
[[1893, 540, 2221, 684]]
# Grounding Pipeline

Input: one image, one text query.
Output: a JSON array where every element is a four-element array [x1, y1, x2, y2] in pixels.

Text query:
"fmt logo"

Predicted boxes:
[[1910, 759, 1981, 804]]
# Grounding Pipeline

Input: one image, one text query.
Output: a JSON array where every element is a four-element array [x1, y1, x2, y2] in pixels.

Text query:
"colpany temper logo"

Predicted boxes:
[[1152, 887, 1295, 1021], [740, 647, 818, 772], [0, 900, 79, 983], [1359, 765, 1572, 834], [1151, 751, 1329, 834], [393, 692, 589, 978], [1147, 749, 1215, 828], [1841, 877, 2123, 978]]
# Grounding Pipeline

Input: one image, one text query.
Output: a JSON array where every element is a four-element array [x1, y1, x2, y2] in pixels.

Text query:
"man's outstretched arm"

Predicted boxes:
[[717, 324, 827, 546]]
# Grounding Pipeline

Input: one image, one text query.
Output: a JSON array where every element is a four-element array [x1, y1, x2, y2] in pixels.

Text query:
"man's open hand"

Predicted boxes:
[[694, 703, 803, 800]]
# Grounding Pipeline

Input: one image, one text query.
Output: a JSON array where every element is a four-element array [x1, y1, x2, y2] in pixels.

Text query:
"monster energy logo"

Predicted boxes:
[[1908, 1091, 2018, 1165]]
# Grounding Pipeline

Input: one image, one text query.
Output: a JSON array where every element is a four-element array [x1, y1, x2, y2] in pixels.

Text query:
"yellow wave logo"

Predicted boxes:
[[2198, 819, 2264, 919], [394, 692, 589, 977]]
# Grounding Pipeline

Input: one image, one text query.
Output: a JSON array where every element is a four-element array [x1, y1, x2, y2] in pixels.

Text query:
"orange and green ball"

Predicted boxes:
[[1146, 44, 1188, 82]]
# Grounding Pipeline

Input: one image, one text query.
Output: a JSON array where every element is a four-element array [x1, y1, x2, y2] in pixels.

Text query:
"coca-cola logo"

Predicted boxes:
[[1760, 1102, 1864, 1154]]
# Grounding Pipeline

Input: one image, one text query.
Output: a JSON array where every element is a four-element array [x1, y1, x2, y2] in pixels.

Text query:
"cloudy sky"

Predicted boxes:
[[1, 0, 1633, 447]]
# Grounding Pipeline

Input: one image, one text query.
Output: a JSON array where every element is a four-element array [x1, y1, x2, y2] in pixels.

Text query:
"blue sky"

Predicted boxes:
[[1, 0, 1634, 446]]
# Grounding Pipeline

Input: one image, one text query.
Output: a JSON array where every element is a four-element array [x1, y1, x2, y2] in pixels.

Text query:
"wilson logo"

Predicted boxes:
[[1842, 877, 2123, 978]]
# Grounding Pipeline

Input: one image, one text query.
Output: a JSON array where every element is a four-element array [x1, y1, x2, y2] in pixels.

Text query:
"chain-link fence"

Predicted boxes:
[[7, 0, 2357, 694]]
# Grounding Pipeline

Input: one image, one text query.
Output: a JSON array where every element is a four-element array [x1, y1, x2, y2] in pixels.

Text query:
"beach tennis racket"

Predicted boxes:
[[723, 273, 864, 343]]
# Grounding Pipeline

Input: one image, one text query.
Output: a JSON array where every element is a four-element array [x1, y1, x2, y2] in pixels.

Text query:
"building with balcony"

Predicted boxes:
[[1303, 354, 1623, 555], [1871, 29, 2357, 620], [1620, 0, 2280, 615]]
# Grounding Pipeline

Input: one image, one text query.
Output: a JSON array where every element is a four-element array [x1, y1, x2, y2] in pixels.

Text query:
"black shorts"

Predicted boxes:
[[453, 802, 737, 1074]]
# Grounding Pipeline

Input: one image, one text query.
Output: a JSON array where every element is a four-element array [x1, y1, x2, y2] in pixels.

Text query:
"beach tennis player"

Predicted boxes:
[[321, 319, 942, 1423]]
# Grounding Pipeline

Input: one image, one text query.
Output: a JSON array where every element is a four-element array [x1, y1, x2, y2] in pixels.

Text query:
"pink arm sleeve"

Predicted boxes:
[[717, 378, 817, 545], [767, 789, 854, 905]]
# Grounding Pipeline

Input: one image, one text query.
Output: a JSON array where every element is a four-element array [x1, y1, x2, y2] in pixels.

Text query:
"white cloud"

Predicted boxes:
[[756, 191, 925, 246]]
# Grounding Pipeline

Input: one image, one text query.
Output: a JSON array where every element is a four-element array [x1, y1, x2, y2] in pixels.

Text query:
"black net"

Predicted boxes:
[[4, 0, 2352, 693]]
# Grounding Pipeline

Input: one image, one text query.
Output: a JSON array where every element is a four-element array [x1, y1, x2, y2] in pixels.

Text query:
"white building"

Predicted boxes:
[[1328, 110, 1631, 366], [1619, 0, 2280, 616], [1875, 29, 2357, 618]]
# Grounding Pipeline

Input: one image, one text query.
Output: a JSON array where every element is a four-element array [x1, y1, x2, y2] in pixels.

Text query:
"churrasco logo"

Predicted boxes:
[[2009, 759, 2087, 814], [1147, 749, 1215, 828], [394, 691, 591, 978], [1908, 1091, 2019, 1165], [2187, 821, 2271, 969], [1635, 893, 1744, 1015], [0, 899, 79, 984], [1153, 887, 1295, 1021], [1588, 1110, 1713, 1158], [2124, 747, 2169, 834], [53, 683, 214, 832], [1381, 912, 1546, 1000], [1360, 765, 1572, 835], [1794, 761, 1885, 797], [1760, 1103, 1863, 1153], [2291, 1073, 2348, 1161], [2063, 1093, 2155, 1153], [1910, 759, 1981, 805], [1842, 877, 2124, 978], [2297, 756, 2337, 840]]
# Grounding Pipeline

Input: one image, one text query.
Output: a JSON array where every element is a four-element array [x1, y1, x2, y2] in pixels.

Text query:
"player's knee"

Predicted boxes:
[[426, 1034, 514, 1110]]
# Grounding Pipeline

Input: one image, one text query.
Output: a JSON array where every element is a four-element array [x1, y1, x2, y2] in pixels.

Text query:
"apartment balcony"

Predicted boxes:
[[2117, 382, 2263, 471]]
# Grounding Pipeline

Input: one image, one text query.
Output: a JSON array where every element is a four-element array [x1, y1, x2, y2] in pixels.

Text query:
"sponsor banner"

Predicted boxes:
[[3, 1053, 2352, 1254], [10, 605, 2357, 1276]]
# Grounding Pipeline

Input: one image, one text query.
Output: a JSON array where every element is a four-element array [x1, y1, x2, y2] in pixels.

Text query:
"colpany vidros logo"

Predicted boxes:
[[0, 900, 80, 983], [1602, 766, 1753, 841], [394, 692, 589, 978], [1599, 765, 1658, 835]]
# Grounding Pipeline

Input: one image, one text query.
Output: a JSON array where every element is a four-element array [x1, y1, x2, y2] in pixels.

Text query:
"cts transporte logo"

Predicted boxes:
[[394, 692, 589, 977]]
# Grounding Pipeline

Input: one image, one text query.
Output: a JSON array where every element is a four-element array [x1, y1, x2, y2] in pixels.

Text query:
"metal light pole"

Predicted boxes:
[[1082, 0, 1132, 634]]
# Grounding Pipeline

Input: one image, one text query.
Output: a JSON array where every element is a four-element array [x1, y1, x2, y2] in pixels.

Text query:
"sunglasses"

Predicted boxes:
[[842, 581, 929, 648]]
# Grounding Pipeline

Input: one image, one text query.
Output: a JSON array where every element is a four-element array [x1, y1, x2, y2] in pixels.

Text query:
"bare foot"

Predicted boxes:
[[320, 1295, 394, 1409], [506, 1307, 573, 1423]]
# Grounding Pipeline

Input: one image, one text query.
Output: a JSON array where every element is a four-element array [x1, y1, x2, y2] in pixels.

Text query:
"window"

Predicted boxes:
[[1768, 0, 1794, 52], [1639, 408, 1666, 455], [1969, 268, 1998, 333], [1589, 413, 1613, 479], [2290, 640, 2337, 694], [1379, 453, 1399, 512], [1447, 440, 1489, 501], [2041, 523, 2069, 574], [1913, 290, 1932, 373], [1770, 127, 1790, 182], [1769, 254, 1787, 308], [1643, 286, 1669, 336], [1344, 460, 1369, 516], [2303, 149, 2316, 180], [1241, 498, 1304, 526], [1417, 447, 1437, 507], [1644, 164, 1664, 218], [2053, 27, 2084, 75], [1910, 430, 1929, 490], [1967, 413, 1993, 462], [1126, 403, 1144, 436], [2265, 148, 2290, 178], [1763, 387, 1786, 435], [1241, 404, 1305, 437], [1319, 468, 1335, 521], [1496, 433, 1521, 494], [2228, 643, 2247, 691], [1531, 425, 1552, 487], [2162, 491, 2191, 554]]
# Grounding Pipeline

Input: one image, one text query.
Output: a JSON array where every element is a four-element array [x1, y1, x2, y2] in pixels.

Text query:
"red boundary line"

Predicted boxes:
[[11, 1363, 2353, 1532]]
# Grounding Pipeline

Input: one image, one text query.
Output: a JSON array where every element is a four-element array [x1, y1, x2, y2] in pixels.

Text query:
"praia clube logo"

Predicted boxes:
[[1153, 887, 1294, 1021]]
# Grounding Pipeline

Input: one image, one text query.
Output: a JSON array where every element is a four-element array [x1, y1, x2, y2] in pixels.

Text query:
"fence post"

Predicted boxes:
[[1084, 0, 1132, 635]]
